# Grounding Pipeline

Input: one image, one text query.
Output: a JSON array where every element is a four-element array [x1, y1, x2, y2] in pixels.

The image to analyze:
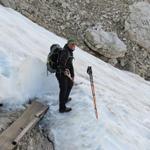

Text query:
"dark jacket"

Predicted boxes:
[[58, 44, 74, 78]]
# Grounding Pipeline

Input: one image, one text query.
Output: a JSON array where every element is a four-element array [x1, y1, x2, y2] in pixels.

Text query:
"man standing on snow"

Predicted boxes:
[[56, 38, 76, 113]]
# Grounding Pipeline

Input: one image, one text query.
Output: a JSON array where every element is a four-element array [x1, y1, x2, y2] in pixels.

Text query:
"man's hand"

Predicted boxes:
[[64, 69, 70, 76], [64, 69, 74, 83]]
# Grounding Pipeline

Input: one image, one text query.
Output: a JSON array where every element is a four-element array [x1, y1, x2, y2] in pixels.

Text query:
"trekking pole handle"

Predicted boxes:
[[87, 66, 92, 75], [87, 66, 93, 83]]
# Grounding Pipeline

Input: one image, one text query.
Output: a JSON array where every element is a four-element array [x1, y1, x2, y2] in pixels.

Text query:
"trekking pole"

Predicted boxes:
[[87, 66, 99, 120]]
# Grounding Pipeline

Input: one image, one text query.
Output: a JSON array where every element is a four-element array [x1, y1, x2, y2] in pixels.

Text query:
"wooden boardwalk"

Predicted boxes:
[[0, 101, 49, 150]]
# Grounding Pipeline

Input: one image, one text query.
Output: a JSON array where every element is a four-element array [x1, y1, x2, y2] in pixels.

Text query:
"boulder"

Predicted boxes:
[[84, 24, 127, 59]]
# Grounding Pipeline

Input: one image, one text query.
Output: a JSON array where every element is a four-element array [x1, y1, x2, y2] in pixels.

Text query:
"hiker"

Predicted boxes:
[[56, 38, 76, 113]]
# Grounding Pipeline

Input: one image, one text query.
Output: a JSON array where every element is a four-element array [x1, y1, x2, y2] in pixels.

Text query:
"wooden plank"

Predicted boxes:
[[0, 101, 49, 150]]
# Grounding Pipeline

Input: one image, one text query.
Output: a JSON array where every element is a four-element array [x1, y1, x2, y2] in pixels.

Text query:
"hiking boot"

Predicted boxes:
[[65, 97, 72, 103], [59, 107, 72, 113]]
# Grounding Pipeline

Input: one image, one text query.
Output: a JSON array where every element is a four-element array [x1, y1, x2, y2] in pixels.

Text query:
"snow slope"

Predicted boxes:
[[0, 5, 150, 150]]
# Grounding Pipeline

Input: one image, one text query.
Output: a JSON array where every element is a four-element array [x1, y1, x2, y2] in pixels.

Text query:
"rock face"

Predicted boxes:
[[84, 24, 127, 59], [0, 0, 129, 45], [124, 2, 150, 80], [125, 2, 150, 51], [0, 0, 150, 80]]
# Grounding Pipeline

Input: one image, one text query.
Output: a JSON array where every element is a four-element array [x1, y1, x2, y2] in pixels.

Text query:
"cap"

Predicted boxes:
[[67, 38, 76, 45]]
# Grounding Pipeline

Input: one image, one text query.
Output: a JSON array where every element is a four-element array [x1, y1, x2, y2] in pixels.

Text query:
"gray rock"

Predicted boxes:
[[108, 58, 118, 66], [0, 0, 16, 9], [125, 2, 150, 51], [84, 24, 127, 58]]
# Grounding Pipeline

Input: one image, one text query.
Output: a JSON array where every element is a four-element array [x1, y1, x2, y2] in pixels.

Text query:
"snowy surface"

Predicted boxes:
[[0, 5, 150, 150]]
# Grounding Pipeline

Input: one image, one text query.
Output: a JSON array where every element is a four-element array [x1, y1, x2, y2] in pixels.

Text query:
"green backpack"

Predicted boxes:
[[47, 44, 62, 74]]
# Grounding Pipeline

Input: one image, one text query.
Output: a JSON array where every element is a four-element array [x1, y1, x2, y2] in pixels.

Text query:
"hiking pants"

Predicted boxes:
[[56, 72, 73, 110]]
